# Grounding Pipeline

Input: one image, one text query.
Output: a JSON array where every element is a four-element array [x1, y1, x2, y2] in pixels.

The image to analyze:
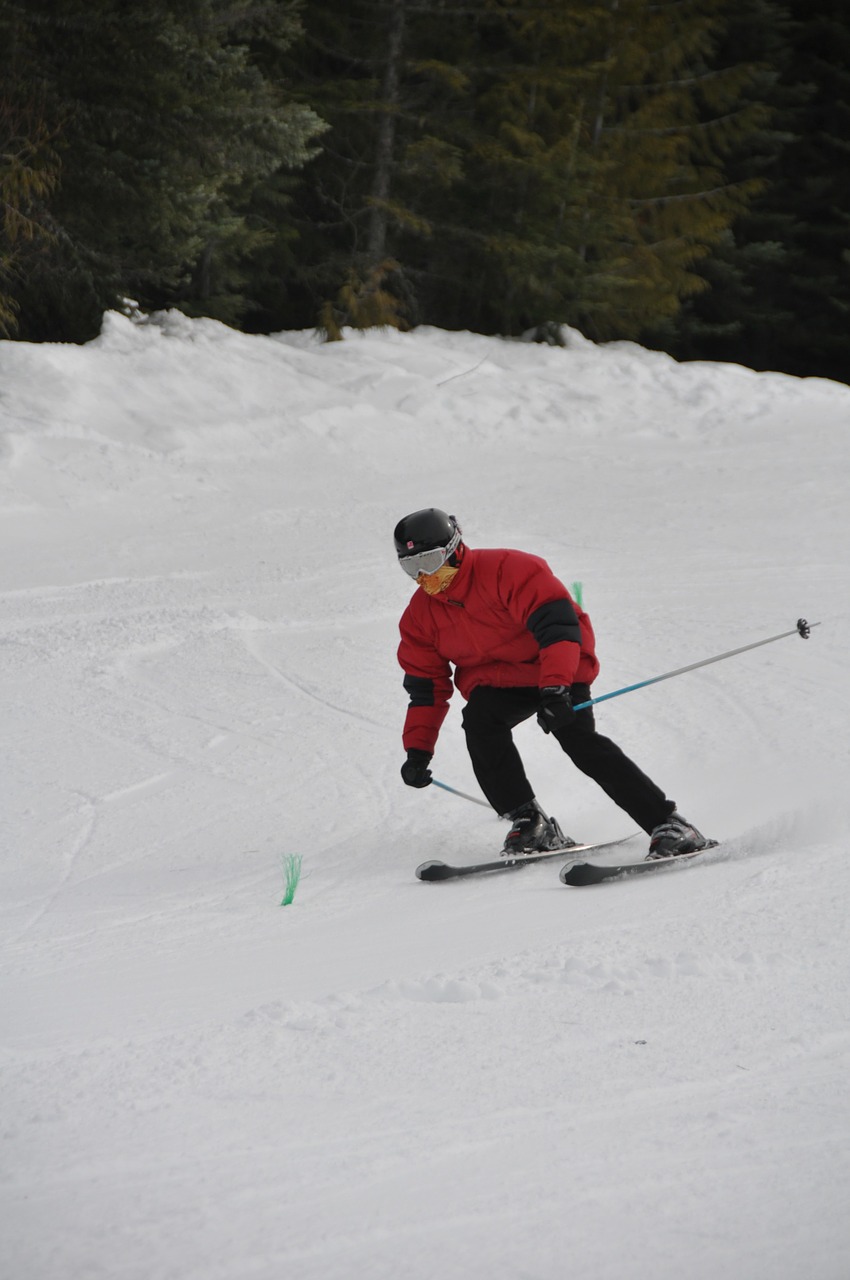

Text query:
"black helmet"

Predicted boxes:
[[394, 508, 463, 579]]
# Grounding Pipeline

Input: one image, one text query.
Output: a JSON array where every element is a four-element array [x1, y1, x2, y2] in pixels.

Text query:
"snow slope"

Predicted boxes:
[[2, 311, 849, 1279]]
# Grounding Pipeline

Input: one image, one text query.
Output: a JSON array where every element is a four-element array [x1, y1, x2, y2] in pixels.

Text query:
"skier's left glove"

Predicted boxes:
[[537, 686, 575, 734], [401, 748, 433, 788]]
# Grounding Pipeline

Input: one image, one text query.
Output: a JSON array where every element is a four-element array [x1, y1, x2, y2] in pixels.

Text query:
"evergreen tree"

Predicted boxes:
[[646, 0, 850, 384], [779, 0, 850, 382], [409, 0, 766, 338], [3, 0, 325, 342], [652, 0, 800, 366], [573, 0, 765, 339], [402, 0, 598, 334], [279, 0, 768, 340], [703, 0, 847, 380], [0, 5, 60, 336], [266, 0, 427, 332]]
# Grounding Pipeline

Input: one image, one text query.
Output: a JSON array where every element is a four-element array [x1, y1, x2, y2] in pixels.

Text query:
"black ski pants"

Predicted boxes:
[[460, 684, 675, 834]]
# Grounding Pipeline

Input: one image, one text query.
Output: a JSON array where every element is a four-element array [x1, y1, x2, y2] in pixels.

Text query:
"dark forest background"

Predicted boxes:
[[2, 0, 848, 383]]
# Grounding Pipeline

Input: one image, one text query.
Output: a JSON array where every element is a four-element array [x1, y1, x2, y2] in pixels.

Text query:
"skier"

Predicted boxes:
[[394, 508, 710, 859]]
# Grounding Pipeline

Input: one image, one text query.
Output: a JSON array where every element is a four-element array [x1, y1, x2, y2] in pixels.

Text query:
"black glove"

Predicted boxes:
[[401, 748, 433, 788], [537, 686, 576, 734]]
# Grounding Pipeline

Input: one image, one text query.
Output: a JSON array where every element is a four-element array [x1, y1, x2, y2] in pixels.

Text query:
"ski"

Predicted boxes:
[[560, 840, 719, 887], [415, 833, 640, 882]]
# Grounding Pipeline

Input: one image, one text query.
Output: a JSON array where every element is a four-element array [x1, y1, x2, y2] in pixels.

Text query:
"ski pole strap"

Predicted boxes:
[[572, 618, 820, 713]]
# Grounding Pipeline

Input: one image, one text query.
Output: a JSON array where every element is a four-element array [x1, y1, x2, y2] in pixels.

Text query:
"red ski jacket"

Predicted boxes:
[[398, 546, 599, 754]]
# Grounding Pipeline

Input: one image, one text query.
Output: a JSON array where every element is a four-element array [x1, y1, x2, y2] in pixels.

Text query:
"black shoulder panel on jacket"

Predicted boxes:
[[526, 597, 581, 649], [403, 673, 436, 706]]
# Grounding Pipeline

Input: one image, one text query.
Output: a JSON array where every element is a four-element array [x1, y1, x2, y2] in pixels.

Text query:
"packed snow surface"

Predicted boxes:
[[2, 311, 850, 1280]]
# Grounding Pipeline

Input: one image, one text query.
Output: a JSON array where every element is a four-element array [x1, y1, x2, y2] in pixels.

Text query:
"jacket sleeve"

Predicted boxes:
[[397, 605, 454, 754], [497, 552, 584, 687]]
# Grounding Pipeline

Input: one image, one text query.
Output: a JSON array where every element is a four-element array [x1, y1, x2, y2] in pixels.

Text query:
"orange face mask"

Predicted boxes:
[[418, 563, 460, 595]]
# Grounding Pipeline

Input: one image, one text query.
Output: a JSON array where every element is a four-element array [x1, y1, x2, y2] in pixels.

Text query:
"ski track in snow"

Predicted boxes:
[[11, 792, 100, 943], [238, 625, 389, 732], [2, 314, 850, 1280]]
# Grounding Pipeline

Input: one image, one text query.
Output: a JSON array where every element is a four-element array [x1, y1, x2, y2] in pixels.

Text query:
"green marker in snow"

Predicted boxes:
[[281, 854, 303, 906]]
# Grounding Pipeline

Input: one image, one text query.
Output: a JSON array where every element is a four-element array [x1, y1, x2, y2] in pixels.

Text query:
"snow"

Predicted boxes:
[[2, 310, 850, 1279]]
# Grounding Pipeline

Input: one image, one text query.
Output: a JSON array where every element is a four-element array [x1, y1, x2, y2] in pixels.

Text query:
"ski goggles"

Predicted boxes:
[[398, 527, 461, 579]]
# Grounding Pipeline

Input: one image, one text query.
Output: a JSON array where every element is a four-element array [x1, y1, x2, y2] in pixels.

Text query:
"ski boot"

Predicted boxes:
[[503, 800, 572, 856], [647, 812, 710, 860]]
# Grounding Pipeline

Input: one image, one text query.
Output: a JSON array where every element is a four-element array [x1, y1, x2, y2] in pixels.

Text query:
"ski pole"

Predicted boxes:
[[431, 778, 552, 822], [432, 619, 818, 809], [431, 778, 491, 809], [572, 617, 820, 713]]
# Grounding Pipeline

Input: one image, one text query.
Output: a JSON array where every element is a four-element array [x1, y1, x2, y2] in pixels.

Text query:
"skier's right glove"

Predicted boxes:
[[401, 748, 433, 788], [537, 685, 575, 734]]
